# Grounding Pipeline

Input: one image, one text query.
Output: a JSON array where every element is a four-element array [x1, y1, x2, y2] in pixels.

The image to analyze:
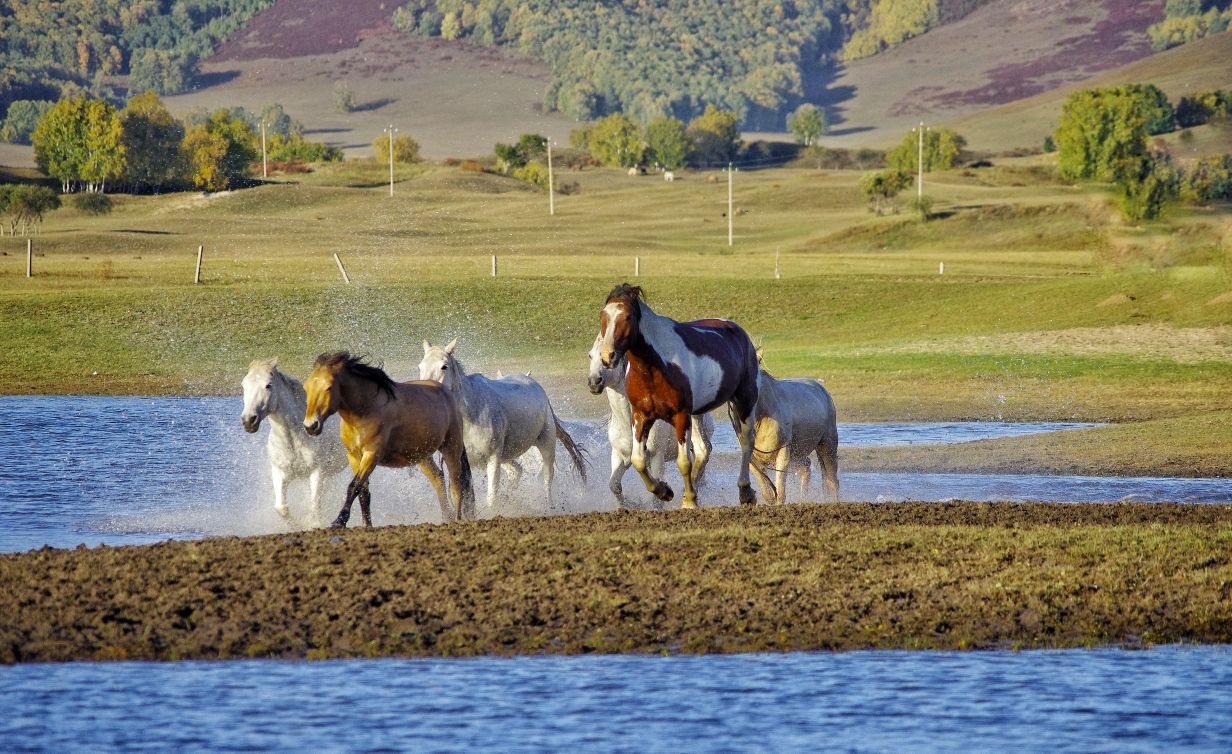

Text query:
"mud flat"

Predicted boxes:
[[2, 503, 1231, 663]]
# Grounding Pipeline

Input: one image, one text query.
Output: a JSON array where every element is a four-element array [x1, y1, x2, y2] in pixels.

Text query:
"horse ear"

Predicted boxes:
[[755, 346, 765, 363], [423, 340, 432, 354], [444, 337, 458, 354], [270, 356, 278, 369]]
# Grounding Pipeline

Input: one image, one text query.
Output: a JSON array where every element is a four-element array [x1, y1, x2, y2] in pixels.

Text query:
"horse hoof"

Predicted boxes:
[[681, 497, 698, 510], [738, 484, 756, 505], [654, 483, 674, 502], [275, 506, 290, 519], [328, 520, 347, 530]]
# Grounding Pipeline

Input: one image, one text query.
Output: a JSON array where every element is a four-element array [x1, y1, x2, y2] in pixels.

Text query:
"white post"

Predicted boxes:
[[491, 254, 498, 277], [727, 162, 733, 247], [26, 238, 32, 278], [547, 139, 555, 216], [939, 261, 944, 275], [194, 245, 203, 284], [384, 124, 397, 197], [635, 256, 640, 276], [913, 121, 929, 201], [775, 249, 781, 280], [334, 252, 351, 284], [260, 121, 268, 179]]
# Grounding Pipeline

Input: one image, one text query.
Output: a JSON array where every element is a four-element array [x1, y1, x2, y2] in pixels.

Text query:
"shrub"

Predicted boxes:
[[72, 192, 113, 215], [513, 161, 550, 188]]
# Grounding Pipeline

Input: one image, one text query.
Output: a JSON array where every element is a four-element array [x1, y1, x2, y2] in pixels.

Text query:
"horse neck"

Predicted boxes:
[[630, 301, 677, 364], [264, 371, 308, 443], [336, 370, 386, 421]]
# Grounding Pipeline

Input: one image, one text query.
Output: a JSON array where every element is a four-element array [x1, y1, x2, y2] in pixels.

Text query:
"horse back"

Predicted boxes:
[[677, 318, 759, 416], [363, 380, 463, 465]]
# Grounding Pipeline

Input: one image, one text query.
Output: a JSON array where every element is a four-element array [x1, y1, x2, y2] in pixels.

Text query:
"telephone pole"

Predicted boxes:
[[546, 139, 555, 216], [727, 162, 734, 246], [259, 121, 268, 179], [912, 121, 930, 200], [383, 124, 397, 197]]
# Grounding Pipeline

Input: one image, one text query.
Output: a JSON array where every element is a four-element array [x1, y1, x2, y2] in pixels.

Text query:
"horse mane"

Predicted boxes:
[[606, 282, 645, 305], [314, 351, 397, 399]]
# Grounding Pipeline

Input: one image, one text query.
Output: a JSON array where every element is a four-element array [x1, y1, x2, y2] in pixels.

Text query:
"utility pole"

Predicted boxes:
[[259, 121, 268, 179], [912, 121, 930, 200], [727, 162, 734, 247], [546, 139, 555, 216], [384, 124, 397, 197]]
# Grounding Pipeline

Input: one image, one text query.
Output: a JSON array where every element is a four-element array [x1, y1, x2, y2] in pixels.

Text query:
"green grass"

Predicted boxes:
[[1, 160, 1230, 436]]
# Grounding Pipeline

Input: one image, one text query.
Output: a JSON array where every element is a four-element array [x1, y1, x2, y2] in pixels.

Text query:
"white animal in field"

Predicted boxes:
[[749, 351, 839, 503], [419, 338, 587, 515], [587, 335, 713, 508], [628, 166, 639, 177], [241, 358, 348, 526], [664, 171, 675, 182]]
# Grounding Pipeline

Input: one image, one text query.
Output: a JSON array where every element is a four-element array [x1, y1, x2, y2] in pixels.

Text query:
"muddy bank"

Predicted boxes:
[[3, 503, 1231, 663]]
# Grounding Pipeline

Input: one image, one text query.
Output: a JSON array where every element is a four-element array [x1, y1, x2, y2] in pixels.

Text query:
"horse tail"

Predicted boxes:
[[554, 417, 589, 484], [458, 446, 475, 513]]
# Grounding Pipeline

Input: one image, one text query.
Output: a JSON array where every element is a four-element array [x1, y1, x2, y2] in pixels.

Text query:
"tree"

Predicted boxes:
[[1054, 89, 1148, 181], [886, 128, 965, 173], [1115, 152, 1181, 222], [180, 109, 257, 191], [1176, 90, 1230, 128], [494, 133, 546, 172], [859, 169, 911, 215], [334, 81, 355, 113], [646, 116, 688, 170], [120, 91, 183, 192], [1112, 84, 1175, 135], [32, 96, 125, 192], [374, 132, 421, 164], [73, 192, 113, 215], [128, 48, 195, 96], [1, 100, 54, 144], [687, 105, 741, 166], [587, 113, 645, 168], [259, 103, 302, 139], [3, 184, 61, 235], [1184, 154, 1232, 204], [786, 103, 827, 147]]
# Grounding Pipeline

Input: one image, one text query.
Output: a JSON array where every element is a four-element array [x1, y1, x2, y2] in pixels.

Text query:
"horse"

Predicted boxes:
[[749, 349, 840, 504], [302, 352, 475, 527], [241, 358, 349, 527], [587, 334, 714, 508], [419, 338, 587, 515], [588, 283, 760, 508]]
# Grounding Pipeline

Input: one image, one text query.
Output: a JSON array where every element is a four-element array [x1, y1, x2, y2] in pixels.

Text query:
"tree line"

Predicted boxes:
[[1148, 0, 1232, 51], [31, 92, 341, 194]]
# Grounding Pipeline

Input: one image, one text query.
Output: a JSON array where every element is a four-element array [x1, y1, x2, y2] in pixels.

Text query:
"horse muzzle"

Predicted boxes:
[[587, 374, 606, 395], [241, 414, 260, 433], [303, 418, 323, 436]]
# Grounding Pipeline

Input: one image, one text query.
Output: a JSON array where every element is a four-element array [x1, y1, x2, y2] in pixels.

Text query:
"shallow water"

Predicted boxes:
[[0, 396, 1228, 552], [2, 648, 1230, 752]]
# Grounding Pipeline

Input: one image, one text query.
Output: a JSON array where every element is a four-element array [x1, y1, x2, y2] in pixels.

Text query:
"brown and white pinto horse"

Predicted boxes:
[[588, 284, 760, 508]]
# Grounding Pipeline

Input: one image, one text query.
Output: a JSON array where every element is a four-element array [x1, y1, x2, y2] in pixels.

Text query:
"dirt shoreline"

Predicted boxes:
[[4, 502, 1231, 663]]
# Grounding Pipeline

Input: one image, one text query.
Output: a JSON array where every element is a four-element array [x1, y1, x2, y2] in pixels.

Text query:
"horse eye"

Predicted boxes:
[[265, 383, 272, 390], [441, 364, 448, 370]]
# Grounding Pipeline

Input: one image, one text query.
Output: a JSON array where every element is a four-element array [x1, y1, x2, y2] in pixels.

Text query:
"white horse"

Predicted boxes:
[[664, 171, 675, 182], [587, 335, 713, 508], [749, 351, 839, 504], [241, 358, 348, 526], [419, 338, 587, 514]]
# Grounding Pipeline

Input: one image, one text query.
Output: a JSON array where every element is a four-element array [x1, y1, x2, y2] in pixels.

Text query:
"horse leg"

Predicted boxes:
[[537, 424, 557, 511], [332, 451, 376, 529], [308, 468, 325, 528], [417, 458, 450, 522], [445, 442, 476, 521], [674, 415, 697, 509], [271, 465, 290, 521], [819, 439, 840, 502], [485, 456, 501, 516], [798, 458, 812, 502], [689, 415, 712, 487], [750, 457, 776, 504], [608, 446, 632, 508], [357, 480, 373, 528], [774, 445, 791, 505], [630, 415, 673, 502], [730, 405, 757, 505], [505, 459, 524, 489]]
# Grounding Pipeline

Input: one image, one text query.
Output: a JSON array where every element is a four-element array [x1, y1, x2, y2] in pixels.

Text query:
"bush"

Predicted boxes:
[[556, 179, 580, 196], [1184, 154, 1232, 204], [1115, 153, 1181, 222], [72, 192, 113, 215], [513, 162, 550, 188]]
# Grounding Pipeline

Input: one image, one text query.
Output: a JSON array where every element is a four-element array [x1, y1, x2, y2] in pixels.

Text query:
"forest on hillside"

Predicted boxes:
[[0, 0, 273, 114], [392, 0, 997, 127]]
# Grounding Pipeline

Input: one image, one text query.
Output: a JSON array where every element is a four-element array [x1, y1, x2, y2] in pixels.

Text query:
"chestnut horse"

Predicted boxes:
[[588, 284, 760, 508], [303, 352, 475, 527]]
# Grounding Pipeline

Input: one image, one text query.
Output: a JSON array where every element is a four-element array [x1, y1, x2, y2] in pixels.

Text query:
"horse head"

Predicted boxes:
[[418, 337, 462, 392], [302, 352, 346, 436], [587, 333, 624, 394], [241, 358, 279, 433], [595, 283, 643, 373]]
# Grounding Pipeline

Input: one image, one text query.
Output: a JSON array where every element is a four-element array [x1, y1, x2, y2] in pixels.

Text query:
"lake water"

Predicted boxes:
[[2, 648, 1230, 752], [0, 396, 1229, 552]]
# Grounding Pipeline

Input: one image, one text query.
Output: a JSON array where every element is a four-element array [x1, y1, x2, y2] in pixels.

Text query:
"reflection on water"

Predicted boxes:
[[0, 396, 1228, 552], [1, 647, 1230, 752]]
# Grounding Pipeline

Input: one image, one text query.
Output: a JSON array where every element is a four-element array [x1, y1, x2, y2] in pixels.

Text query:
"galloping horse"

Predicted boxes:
[[241, 358, 348, 527], [750, 349, 840, 504], [419, 338, 587, 514], [588, 284, 760, 508], [302, 352, 475, 527], [587, 334, 714, 508]]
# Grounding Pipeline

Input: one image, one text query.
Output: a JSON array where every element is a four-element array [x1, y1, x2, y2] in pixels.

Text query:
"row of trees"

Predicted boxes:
[[1148, 0, 1232, 51], [30, 93, 340, 193], [0, 184, 61, 236], [0, 0, 275, 119], [565, 106, 743, 170], [1055, 84, 1232, 221]]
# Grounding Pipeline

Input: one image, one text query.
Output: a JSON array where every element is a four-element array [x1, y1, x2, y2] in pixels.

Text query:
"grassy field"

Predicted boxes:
[[1, 157, 1230, 472]]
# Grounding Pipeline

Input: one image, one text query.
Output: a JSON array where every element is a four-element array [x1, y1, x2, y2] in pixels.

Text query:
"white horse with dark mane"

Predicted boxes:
[[241, 358, 348, 526], [749, 350, 839, 503], [588, 335, 713, 507], [419, 338, 587, 514]]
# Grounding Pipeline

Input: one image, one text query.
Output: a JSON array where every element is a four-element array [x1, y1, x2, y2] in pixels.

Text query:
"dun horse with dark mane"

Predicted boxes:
[[588, 284, 760, 508], [303, 352, 475, 527]]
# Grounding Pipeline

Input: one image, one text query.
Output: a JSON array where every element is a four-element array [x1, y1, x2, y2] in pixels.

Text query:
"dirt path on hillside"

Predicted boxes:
[[3, 503, 1230, 663]]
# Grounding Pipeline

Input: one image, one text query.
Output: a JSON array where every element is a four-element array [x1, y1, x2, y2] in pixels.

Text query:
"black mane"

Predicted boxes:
[[315, 351, 397, 399], [606, 282, 645, 304]]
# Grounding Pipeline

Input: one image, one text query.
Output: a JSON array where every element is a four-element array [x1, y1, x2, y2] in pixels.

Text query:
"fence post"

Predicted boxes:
[[939, 262, 944, 275], [775, 249, 781, 280], [194, 245, 203, 284], [635, 256, 640, 276], [26, 239, 32, 278], [334, 253, 351, 284], [491, 254, 498, 278]]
